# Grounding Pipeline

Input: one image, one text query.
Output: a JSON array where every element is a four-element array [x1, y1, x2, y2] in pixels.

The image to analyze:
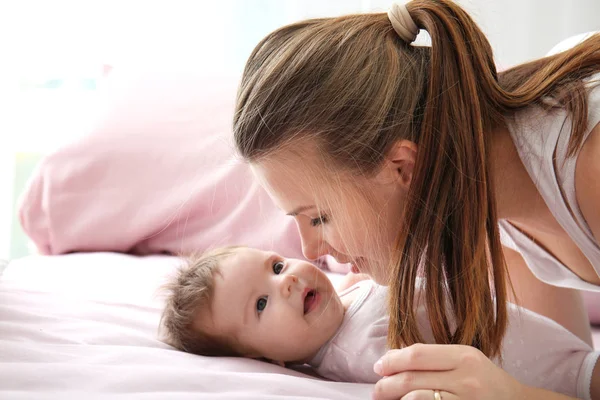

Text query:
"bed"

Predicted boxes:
[[2, 253, 599, 400], [0, 252, 372, 399], [0, 66, 372, 399], [4, 37, 600, 398]]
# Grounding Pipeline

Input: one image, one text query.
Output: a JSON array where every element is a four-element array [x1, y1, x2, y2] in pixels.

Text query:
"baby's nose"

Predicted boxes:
[[279, 274, 298, 298]]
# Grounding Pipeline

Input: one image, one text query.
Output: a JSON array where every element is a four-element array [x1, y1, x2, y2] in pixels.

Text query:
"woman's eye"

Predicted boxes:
[[273, 261, 284, 274], [256, 297, 268, 314], [310, 215, 328, 227]]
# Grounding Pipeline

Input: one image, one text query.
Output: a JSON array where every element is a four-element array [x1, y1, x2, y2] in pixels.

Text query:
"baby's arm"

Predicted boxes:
[[502, 304, 599, 400], [335, 272, 371, 292]]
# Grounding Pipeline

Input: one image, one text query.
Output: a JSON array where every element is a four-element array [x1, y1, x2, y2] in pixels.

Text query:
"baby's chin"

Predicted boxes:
[[298, 298, 344, 360]]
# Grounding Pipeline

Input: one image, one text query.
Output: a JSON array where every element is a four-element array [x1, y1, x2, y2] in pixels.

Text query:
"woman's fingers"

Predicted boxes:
[[372, 370, 459, 400], [371, 343, 525, 400], [401, 390, 458, 400], [375, 343, 484, 376]]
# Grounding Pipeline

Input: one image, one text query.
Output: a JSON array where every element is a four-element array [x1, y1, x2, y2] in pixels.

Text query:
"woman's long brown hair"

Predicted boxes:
[[233, 0, 600, 358]]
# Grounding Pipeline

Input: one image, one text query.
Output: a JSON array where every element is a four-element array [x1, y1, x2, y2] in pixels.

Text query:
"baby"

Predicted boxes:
[[159, 246, 598, 399]]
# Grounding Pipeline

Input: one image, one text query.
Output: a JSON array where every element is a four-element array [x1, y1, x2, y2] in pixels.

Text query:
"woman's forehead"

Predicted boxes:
[[253, 147, 373, 206], [250, 158, 318, 212]]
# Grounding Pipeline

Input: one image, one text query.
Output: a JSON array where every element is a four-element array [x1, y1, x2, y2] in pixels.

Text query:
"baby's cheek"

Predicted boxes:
[[274, 311, 304, 335]]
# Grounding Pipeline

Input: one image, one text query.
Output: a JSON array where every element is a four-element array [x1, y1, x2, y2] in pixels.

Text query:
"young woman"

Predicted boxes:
[[233, 0, 600, 398]]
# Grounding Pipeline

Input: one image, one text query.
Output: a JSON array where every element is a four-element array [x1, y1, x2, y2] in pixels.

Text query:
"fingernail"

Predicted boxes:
[[373, 359, 383, 375]]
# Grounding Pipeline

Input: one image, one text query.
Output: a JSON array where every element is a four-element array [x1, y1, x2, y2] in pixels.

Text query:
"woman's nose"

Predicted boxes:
[[279, 274, 298, 298], [299, 226, 329, 261]]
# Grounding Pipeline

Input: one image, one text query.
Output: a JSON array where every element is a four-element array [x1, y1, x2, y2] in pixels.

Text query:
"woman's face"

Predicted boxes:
[[251, 143, 411, 285]]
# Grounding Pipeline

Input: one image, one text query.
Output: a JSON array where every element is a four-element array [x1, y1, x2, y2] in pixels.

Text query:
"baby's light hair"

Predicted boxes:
[[159, 246, 244, 357]]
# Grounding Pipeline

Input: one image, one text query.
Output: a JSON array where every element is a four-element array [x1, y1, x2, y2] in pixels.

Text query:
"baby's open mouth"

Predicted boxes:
[[303, 289, 318, 314]]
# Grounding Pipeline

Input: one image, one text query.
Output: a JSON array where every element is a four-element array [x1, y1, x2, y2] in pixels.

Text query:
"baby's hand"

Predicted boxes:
[[336, 272, 370, 292]]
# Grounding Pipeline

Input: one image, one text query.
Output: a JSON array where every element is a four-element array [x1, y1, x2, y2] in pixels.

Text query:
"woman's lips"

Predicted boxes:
[[351, 257, 368, 273]]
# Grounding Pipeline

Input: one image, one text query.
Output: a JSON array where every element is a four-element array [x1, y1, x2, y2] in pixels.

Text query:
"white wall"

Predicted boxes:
[[0, 0, 598, 259], [229, 0, 600, 74], [0, 0, 600, 73], [0, 152, 15, 260], [454, 0, 600, 67], [3, 0, 598, 76], [274, 0, 600, 68]]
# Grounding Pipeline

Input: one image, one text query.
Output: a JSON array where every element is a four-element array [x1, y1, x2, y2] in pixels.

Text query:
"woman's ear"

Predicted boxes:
[[381, 140, 418, 189]]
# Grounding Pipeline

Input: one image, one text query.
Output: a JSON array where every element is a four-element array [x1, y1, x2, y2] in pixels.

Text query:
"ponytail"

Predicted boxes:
[[388, 2, 599, 358], [388, 0, 509, 358]]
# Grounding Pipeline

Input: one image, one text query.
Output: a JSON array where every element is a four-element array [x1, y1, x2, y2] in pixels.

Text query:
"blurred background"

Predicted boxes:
[[0, 0, 598, 262]]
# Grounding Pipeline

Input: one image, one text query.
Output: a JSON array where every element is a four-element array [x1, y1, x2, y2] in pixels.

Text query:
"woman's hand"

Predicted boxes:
[[372, 343, 524, 400]]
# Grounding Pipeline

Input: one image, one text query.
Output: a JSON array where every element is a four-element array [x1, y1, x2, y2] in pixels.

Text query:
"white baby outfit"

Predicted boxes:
[[309, 280, 599, 399]]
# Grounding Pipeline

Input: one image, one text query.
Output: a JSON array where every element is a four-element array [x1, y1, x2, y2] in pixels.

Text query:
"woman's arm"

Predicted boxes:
[[519, 386, 579, 399], [503, 246, 592, 346], [371, 344, 592, 400], [519, 362, 599, 400]]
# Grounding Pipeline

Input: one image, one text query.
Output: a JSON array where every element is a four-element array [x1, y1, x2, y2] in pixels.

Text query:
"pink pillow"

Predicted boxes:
[[18, 68, 304, 259]]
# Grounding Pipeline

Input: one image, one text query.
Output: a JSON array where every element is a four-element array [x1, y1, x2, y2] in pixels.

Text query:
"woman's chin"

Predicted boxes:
[[352, 258, 387, 285], [370, 272, 389, 286], [340, 256, 387, 285]]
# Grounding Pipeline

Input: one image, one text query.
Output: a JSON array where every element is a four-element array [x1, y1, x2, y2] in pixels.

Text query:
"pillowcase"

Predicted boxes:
[[18, 68, 305, 260]]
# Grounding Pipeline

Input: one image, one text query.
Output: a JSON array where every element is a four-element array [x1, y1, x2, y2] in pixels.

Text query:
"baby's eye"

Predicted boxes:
[[310, 215, 328, 227], [256, 296, 268, 314], [273, 261, 284, 274]]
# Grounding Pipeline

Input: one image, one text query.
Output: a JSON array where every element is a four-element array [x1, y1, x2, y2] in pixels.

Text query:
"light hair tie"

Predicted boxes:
[[387, 1, 419, 43]]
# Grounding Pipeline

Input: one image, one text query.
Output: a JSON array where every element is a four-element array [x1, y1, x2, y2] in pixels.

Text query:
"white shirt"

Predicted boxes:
[[309, 280, 599, 399], [499, 73, 600, 291]]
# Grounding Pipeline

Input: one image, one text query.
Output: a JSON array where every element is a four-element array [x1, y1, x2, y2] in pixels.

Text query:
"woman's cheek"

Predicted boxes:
[[326, 228, 349, 254], [337, 235, 366, 261]]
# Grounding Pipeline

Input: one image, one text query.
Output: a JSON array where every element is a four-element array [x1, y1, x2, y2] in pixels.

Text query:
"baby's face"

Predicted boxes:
[[197, 248, 344, 363]]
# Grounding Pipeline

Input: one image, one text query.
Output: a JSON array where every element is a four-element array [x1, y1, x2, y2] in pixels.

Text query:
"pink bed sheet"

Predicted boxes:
[[0, 252, 371, 400], [1, 252, 598, 400]]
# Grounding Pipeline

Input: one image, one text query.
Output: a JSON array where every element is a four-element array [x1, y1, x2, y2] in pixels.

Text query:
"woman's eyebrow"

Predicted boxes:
[[286, 205, 316, 216]]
